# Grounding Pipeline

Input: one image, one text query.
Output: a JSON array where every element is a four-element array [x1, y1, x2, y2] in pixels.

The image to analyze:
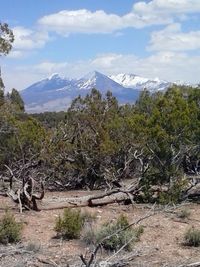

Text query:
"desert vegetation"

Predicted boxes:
[[0, 212, 22, 244], [2, 22, 200, 267], [2, 81, 200, 266], [2, 84, 200, 205]]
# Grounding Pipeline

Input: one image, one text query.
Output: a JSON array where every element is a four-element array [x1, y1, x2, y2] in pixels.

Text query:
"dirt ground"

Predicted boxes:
[[0, 191, 200, 267]]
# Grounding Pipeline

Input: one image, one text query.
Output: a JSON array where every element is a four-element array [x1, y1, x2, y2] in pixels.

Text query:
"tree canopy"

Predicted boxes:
[[0, 23, 14, 106]]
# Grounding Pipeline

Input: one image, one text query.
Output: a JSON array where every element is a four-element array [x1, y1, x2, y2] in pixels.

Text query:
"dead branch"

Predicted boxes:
[[178, 262, 200, 267], [101, 251, 141, 267], [4, 164, 45, 212]]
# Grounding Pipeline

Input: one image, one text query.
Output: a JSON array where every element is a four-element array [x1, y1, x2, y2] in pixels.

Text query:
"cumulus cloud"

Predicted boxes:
[[133, 0, 200, 15], [7, 0, 200, 59], [12, 26, 49, 50], [148, 23, 200, 51], [38, 9, 124, 34], [38, 8, 171, 35], [38, 0, 200, 35], [7, 26, 49, 58]]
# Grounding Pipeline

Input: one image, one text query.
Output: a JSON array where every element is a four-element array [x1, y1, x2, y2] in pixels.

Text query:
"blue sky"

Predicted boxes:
[[0, 0, 200, 91]]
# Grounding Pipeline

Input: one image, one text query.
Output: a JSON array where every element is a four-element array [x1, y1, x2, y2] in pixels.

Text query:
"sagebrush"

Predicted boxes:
[[55, 208, 89, 239], [184, 228, 200, 247], [0, 212, 22, 244], [83, 214, 143, 251]]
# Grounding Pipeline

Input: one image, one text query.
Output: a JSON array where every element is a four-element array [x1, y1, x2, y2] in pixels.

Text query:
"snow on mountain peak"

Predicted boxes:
[[48, 73, 61, 80], [153, 77, 161, 82], [82, 70, 105, 80], [109, 73, 171, 92], [109, 73, 148, 88], [76, 70, 118, 91]]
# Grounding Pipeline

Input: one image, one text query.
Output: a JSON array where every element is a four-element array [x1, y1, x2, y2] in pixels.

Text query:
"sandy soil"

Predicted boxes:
[[0, 191, 200, 267]]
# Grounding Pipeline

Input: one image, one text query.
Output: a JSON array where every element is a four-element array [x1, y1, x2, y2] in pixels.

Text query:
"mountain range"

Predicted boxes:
[[20, 71, 176, 113]]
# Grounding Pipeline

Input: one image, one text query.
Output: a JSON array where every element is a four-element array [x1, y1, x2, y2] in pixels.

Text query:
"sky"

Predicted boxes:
[[0, 0, 200, 91]]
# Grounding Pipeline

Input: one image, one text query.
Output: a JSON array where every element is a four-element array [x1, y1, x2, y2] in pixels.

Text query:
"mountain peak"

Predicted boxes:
[[82, 70, 105, 80], [76, 70, 124, 91]]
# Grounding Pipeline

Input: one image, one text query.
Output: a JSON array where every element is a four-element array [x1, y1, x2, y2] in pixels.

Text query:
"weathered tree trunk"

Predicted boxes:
[[5, 164, 45, 212], [42, 186, 140, 210]]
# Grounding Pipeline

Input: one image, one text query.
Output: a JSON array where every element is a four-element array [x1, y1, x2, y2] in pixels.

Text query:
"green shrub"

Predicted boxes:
[[97, 215, 143, 251], [158, 180, 186, 205], [83, 214, 144, 251], [0, 212, 22, 244], [55, 208, 85, 239], [184, 228, 200, 247]]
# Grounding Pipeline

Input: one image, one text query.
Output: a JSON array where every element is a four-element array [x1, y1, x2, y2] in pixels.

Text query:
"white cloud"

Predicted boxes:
[[38, 8, 171, 35], [133, 0, 200, 15], [38, 9, 124, 34], [38, 0, 200, 35], [31, 61, 68, 74], [3, 0, 199, 61], [91, 54, 126, 68], [148, 23, 200, 51], [7, 50, 24, 59], [5, 0, 199, 60], [12, 26, 49, 50], [7, 26, 50, 58], [2, 66, 43, 91]]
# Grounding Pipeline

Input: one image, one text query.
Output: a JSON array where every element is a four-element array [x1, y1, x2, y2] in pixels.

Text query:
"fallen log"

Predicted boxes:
[[42, 185, 141, 210], [41, 181, 200, 211]]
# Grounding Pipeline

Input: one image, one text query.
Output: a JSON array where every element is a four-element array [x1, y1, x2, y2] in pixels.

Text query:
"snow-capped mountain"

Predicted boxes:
[[76, 71, 125, 93], [109, 73, 171, 92], [21, 74, 79, 112], [21, 71, 174, 113], [24, 73, 73, 93]]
